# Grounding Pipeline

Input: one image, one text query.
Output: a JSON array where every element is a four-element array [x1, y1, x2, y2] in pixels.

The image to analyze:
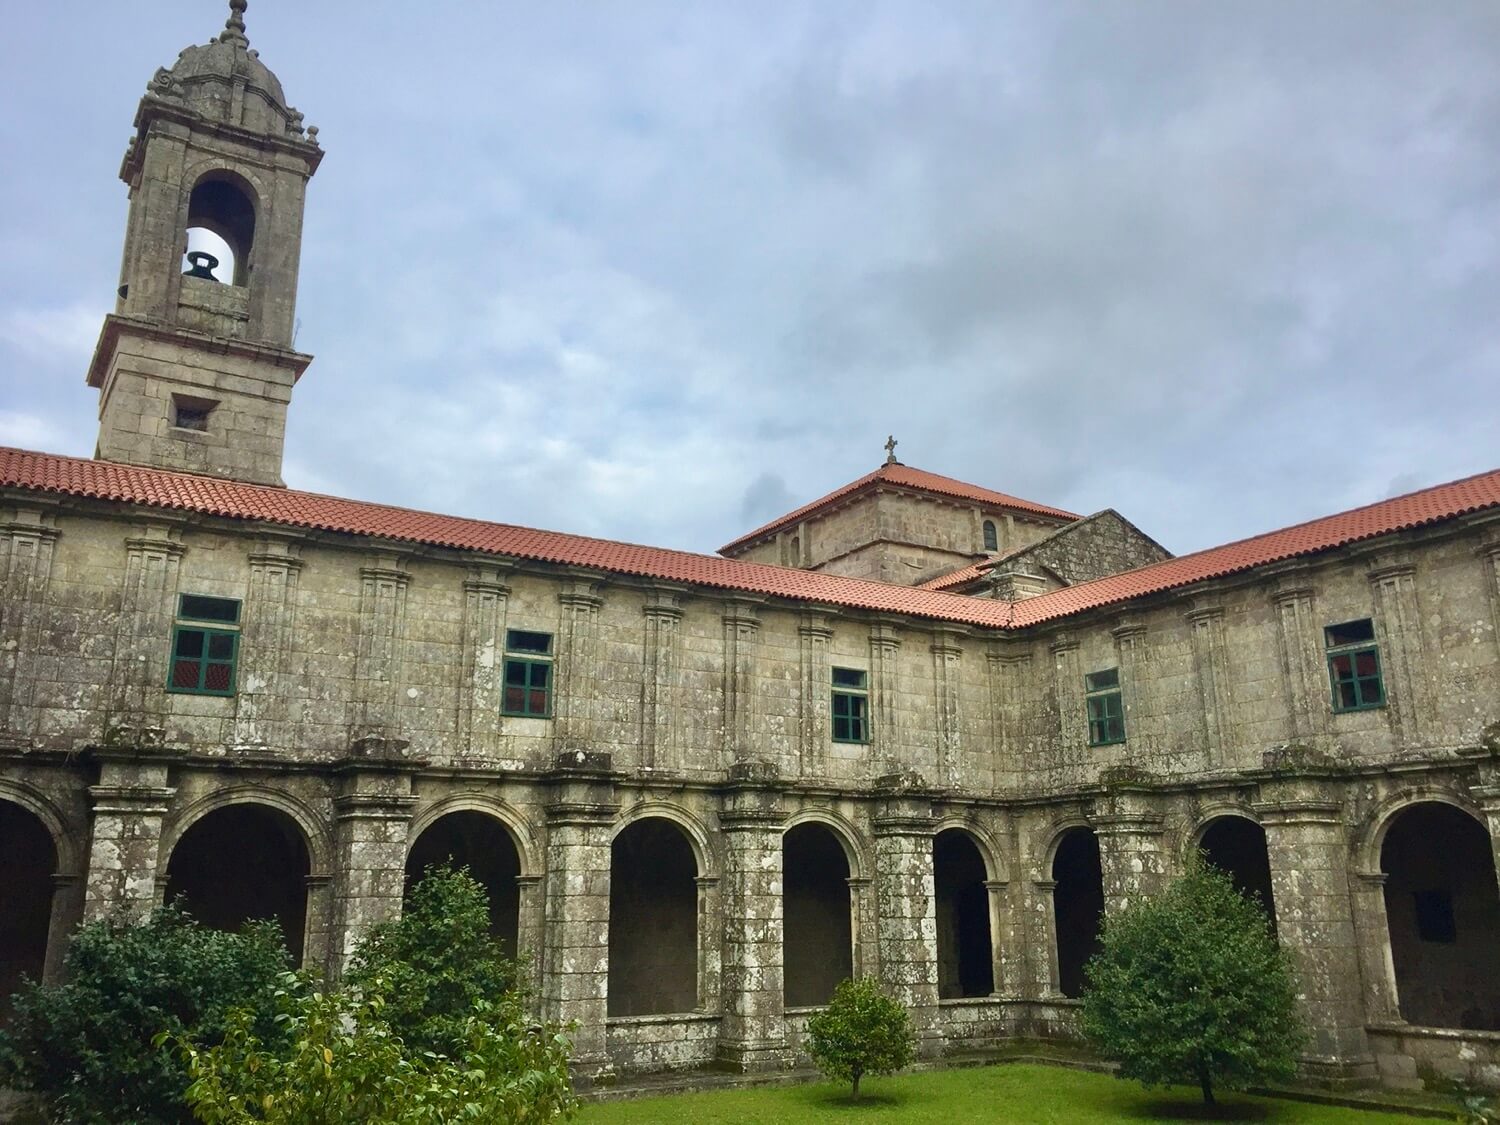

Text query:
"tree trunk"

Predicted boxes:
[[851, 1069, 862, 1100], [1198, 1069, 1215, 1107]]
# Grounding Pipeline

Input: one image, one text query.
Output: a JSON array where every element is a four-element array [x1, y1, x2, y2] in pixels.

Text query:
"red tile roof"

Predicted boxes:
[[3, 447, 1497, 632], [719, 462, 1079, 555], [918, 561, 994, 591]]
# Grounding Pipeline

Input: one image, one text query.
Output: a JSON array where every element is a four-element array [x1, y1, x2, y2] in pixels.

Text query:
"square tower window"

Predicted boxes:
[[502, 630, 553, 718], [832, 667, 869, 743], [172, 394, 219, 432], [168, 594, 240, 696], [1085, 667, 1125, 746], [1324, 618, 1384, 712]]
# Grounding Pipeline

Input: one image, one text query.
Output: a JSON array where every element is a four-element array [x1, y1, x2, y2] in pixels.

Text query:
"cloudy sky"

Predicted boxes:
[[2, 3, 1497, 559]]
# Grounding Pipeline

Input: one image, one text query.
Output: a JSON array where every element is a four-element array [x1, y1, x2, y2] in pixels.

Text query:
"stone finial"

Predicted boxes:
[[221, 0, 249, 45], [884, 434, 899, 465]]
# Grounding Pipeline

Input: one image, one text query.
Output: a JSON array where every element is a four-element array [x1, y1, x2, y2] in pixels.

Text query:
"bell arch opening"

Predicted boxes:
[[1380, 802, 1500, 1030], [0, 800, 56, 1020], [607, 816, 699, 1016], [163, 803, 310, 964], [1198, 815, 1277, 935], [184, 173, 256, 285], [934, 828, 993, 999], [1052, 827, 1104, 1000], [406, 811, 522, 959], [783, 822, 853, 1007]]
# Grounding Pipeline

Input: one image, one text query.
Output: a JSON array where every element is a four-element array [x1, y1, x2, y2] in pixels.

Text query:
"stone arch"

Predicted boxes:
[[1049, 824, 1104, 1000], [161, 795, 317, 965], [782, 808, 869, 880], [1354, 787, 1485, 876], [406, 810, 524, 957], [783, 819, 856, 1007], [611, 800, 714, 878], [408, 794, 539, 877], [183, 167, 260, 285], [1191, 811, 1277, 930], [933, 816, 1006, 882], [160, 786, 333, 877], [0, 797, 58, 1019], [0, 780, 78, 876], [1377, 800, 1499, 1030], [933, 826, 995, 999], [607, 815, 701, 1016]]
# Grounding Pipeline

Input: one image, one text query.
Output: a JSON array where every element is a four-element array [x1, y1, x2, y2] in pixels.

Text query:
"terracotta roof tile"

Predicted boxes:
[[719, 462, 1078, 554], [4, 448, 1496, 632]]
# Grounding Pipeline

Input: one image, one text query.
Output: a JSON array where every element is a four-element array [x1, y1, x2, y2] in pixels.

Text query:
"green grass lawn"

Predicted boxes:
[[577, 1064, 1444, 1124]]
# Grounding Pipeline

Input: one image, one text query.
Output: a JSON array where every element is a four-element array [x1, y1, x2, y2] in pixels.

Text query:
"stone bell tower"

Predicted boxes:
[[86, 0, 322, 486]]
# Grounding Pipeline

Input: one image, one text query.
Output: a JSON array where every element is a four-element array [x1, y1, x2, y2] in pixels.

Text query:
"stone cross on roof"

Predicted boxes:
[[884, 434, 899, 465]]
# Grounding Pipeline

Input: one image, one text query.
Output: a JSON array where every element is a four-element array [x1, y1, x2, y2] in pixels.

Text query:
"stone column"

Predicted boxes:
[[930, 630, 964, 788], [349, 555, 411, 745], [233, 536, 303, 750], [1348, 870, 1402, 1024], [1272, 584, 1327, 743], [1368, 559, 1429, 747], [1185, 605, 1231, 768], [1253, 781, 1376, 1083], [984, 877, 1015, 997], [42, 873, 83, 982], [1031, 878, 1062, 997], [456, 562, 511, 759], [83, 753, 176, 922], [554, 578, 604, 755], [716, 762, 790, 1072], [639, 587, 684, 772], [107, 525, 186, 740], [328, 751, 419, 973], [868, 621, 902, 775], [797, 609, 835, 777], [873, 777, 940, 1054], [302, 873, 334, 974], [0, 506, 59, 743], [516, 873, 545, 1003], [1093, 788, 1168, 914], [540, 754, 618, 1082], [721, 600, 761, 763]]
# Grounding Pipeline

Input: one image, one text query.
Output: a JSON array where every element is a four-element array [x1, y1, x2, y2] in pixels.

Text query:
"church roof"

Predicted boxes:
[[718, 462, 1080, 556], [3, 447, 1497, 631]]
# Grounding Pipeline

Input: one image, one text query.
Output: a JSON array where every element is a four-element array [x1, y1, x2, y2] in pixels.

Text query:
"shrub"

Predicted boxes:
[[1080, 858, 1306, 1106], [0, 906, 292, 1124], [805, 977, 915, 1099]]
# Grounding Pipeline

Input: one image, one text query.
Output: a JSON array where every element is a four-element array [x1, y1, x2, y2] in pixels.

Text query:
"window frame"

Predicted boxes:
[[166, 594, 241, 697], [1324, 618, 1385, 713], [982, 519, 998, 552], [831, 667, 870, 744], [1084, 667, 1126, 747], [501, 629, 554, 718]]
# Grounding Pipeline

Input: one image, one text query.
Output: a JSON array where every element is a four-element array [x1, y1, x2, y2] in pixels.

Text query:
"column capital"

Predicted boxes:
[[1251, 799, 1344, 827]]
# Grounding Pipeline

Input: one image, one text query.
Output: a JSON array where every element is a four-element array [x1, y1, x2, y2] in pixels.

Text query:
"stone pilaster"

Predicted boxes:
[[107, 524, 186, 738], [1272, 584, 1326, 742], [0, 507, 59, 743], [721, 600, 761, 761], [1093, 787, 1167, 914], [868, 621, 902, 774], [797, 609, 835, 776], [1049, 633, 1083, 764], [554, 577, 605, 754], [639, 588, 684, 771], [1110, 620, 1148, 750], [83, 753, 176, 922], [1253, 781, 1376, 1083], [1468, 753, 1500, 902], [930, 630, 964, 787], [456, 563, 511, 759], [516, 873, 545, 1000], [232, 536, 303, 750], [1481, 539, 1500, 660], [872, 776, 940, 1053], [1368, 559, 1428, 746], [328, 750, 418, 973], [540, 753, 618, 1081], [1185, 605, 1231, 768], [987, 640, 1032, 789], [716, 763, 790, 1071], [349, 554, 411, 744]]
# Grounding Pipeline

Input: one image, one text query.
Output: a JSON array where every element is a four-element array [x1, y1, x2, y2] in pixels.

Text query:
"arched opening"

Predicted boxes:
[[982, 520, 999, 552], [1052, 827, 1104, 1000], [1198, 816, 1276, 935], [164, 804, 310, 964], [183, 228, 235, 284], [1380, 802, 1500, 1030], [184, 174, 256, 285], [608, 817, 698, 1016], [0, 801, 56, 1020], [406, 811, 522, 959], [934, 829, 993, 999], [783, 822, 853, 1007]]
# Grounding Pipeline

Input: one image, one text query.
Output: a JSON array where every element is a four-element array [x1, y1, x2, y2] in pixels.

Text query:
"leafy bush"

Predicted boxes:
[[0, 906, 291, 1124], [345, 864, 518, 1058], [1081, 858, 1306, 1106], [805, 977, 915, 1099]]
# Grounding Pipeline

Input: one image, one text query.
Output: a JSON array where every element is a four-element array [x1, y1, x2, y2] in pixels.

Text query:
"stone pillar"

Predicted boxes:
[[1272, 584, 1327, 743], [987, 640, 1032, 791], [1368, 559, 1429, 746], [302, 873, 334, 974], [716, 762, 790, 1072], [83, 753, 176, 922], [554, 578, 604, 755], [1468, 754, 1500, 903], [328, 751, 419, 973], [107, 525, 186, 739], [797, 609, 834, 777], [233, 536, 303, 750], [516, 873, 545, 1003], [873, 777, 940, 1054], [930, 630, 964, 788], [1185, 605, 1231, 768], [349, 555, 411, 745], [721, 600, 761, 763], [1032, 878, 1062, 997], [1348, 870, 1402, 1024], [697, 874, 723, 1013], [540, 754, 618, 1082], [456, 563, 511, 759], [1111, 620, 1148, 751], [0, 507, 59, 743], [1049, 633, 1084, 767], [43, 872, 83, 982], [639, 587, 684, 772], [984, 877, 1016, 997], [868, 620, 902, 775], [1093, 788, 1168, 914], [1481, 539, 1500, 661], [1253, 782, 1376, 1083]]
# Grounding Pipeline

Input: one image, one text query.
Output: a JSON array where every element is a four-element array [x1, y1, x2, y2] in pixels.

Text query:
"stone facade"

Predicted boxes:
[[2, 3, 1499, 1094]]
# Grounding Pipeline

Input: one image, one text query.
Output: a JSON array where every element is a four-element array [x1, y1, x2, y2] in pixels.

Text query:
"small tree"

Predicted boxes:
[[805, 977, 915, 1099], [1081, 858, 1306, 1107]]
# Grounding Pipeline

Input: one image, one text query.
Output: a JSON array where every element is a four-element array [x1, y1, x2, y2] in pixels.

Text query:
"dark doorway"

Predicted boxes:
[[406, 811, 522, 958], [783, 823, 853, 1007], [1199, 816, 1277, 934], [164, 804, 310, 963], [608, 817, 699, 1016], [0, 802, 55, 1020], [1052, 828, 1104, 999], [935, 829, 994, 999], [1381, 802, 1500, 1030]]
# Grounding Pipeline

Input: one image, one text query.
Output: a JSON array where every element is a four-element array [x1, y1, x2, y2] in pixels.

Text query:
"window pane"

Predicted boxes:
[[179, 594, 240, 624], [833, 714, 850, 741], [204, 663, 232, 691], [1325, 618, 1375, 647], [529, 663, 550, 689], [1329, 653, 1353, 679], [506, 630, 552, 654], [1337, 681, 1358, 709], [207, 632, 234, 659], [505, 661, 527, 686], [528, 689, 548, 714], [833, 694, 850, 718], [1353, 650, 1378, 677], [832, 667, 867, 688], [171, 659, 201, 689], [1085, 668, 1119, 692], [503, 685, 525, 712], [175, 629, 205, 658]]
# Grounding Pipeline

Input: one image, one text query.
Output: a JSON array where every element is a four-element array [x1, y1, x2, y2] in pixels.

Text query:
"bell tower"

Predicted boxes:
[[86, 0, 323, 486]]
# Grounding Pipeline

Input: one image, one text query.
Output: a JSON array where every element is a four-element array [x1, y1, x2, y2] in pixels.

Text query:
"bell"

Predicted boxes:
[[184, 251, 221, 281]]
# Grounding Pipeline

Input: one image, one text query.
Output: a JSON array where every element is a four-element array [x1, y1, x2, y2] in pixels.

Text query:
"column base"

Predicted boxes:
[[715, 1040, 793, 1073], [569, 1055, 616, 1089], [1297, 1055, 1380, 1089]]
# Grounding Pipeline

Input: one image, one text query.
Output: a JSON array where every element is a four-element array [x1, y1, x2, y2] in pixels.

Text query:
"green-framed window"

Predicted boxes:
[[832, 667, 869, 743], [1085, 667, 1125, 746], [1325, 618, 1384, 712], [168, 594, 241, 696], [502, 629, 553, 717]]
